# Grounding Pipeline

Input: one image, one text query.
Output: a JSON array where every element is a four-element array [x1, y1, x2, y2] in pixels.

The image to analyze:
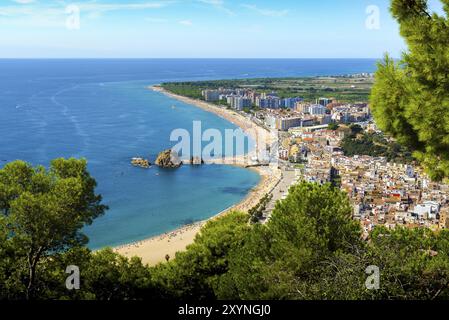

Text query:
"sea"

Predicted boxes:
[[0, 59, 378, 249]]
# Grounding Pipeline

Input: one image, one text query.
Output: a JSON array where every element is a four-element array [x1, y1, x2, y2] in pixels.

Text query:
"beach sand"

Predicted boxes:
[[114, 86, 281, 266], [151, 85, 277, 148]]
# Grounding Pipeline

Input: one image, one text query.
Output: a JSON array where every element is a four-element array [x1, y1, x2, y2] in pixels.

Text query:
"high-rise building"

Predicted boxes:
[[295, 102, 310, 114], [318, 97, 333, 107], [230, 96, 252, 110], [268, 97, 280, 109], [256, 97, 268, 108], [280, 97, 303, 108], [310, 104, 327, 115], [202, 90, 220, 102]]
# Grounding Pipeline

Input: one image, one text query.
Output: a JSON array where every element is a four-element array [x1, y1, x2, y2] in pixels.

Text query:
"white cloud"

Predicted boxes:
[[198, 0, 224, 5], [11, 0, 35, 4], [0, 1, 171, 27], [78, 2, 169, 13], [241, 4, 289, 17], [179, 19, 192, 26], [0, 5, 54, 18], [1, 2, 170, 16]]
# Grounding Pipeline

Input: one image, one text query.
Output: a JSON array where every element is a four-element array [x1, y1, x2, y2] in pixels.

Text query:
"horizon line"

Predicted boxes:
[[0, 57, 389, 60]]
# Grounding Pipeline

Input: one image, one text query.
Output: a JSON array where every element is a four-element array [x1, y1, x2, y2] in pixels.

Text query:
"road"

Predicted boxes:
[[261, 167, 300, 222]]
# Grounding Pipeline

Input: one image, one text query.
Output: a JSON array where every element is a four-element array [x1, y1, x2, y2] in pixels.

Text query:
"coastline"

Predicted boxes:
[[150, 85, 276, 146], [114, 85, 281, 266]]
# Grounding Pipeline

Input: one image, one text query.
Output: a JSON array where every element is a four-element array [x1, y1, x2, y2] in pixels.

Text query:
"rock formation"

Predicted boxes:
[[131, 157, 151, 168], [155, 149, 183, 168]]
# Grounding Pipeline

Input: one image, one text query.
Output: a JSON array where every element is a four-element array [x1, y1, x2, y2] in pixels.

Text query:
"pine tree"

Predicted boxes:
[[371, 0, 449, 180]]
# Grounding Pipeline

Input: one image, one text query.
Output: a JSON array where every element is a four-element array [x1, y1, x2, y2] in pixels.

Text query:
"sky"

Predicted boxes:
[[0, 0, 446, 58]]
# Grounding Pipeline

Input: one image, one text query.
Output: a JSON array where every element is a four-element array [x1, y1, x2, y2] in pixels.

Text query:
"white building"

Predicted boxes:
[[413, 201, 440, 220], [310, 104, 327, 115], [230, 96, 252, 111]]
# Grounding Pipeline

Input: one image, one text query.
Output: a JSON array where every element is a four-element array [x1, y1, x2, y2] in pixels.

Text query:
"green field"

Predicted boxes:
[[161, 76, 374, 103]]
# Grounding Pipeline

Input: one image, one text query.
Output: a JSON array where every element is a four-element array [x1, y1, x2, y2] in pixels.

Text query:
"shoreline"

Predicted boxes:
[[150, 85, 277, 150], [114, 85, 281, 266]]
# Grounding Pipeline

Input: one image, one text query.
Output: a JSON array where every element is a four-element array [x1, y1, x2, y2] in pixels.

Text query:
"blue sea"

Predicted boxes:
[[0, 59, 378, 248]]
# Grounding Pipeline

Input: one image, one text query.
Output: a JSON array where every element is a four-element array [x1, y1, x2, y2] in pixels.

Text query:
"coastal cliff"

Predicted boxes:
[[155, 149, 183, 168]]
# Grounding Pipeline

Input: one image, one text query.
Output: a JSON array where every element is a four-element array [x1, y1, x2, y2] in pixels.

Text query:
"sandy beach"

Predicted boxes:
[[114, 86, 281, 266], [151, 85, 276, 147]]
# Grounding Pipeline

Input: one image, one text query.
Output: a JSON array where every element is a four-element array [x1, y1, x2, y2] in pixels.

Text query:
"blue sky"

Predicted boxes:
[[0, 0, 445, 58]]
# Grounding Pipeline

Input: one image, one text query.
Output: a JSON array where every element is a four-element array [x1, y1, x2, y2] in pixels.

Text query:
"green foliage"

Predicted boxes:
[[216, 182, 362, 299], [1, 157, 449, 300], [160, 83, 203, 99], [341, 130, 414, 163], [271, 182, 361, 252], [248, 193, 272, 223], [330, 167, 342, 189], [162, 76, 373, 104], [327, 122, 340, 130], [77, 248, 154, 300], [150, 211, 250, 300], [365, 227, 449, 300], [24, 247, 156, 300], [0, 158, 107, 299], [371, 0, 449, 180], [349, 124, 364, 135]]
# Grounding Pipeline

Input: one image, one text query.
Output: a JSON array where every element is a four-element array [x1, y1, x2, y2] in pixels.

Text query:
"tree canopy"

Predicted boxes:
[[0, 158, 107, 299], [1, 159, 449, 300], [371, 0, 449, 180]]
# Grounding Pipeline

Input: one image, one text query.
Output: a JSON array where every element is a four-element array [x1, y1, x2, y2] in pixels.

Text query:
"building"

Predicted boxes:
[[413, 201, 440, 220], [276, 117, 303, 131], [268, 97, 280, 109], [279, 148, 289, 160], [332, 110, 352, 123], [439, 208, 449, 230], [230, 96, 252, 111], [264, 114, 278, 129], [280, 97, 303, 109], [310, 104, 327, 115], [318, 97, 333, 107], [255, 97, 268, 108], [256, 96, 280, 109], [202, 90, 220, 102], [247, 91, 259, 104], [318, 114, 333, 125], [295, 103, 311, 114]]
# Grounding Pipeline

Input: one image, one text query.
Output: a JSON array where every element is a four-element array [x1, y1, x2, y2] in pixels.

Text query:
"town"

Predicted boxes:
[[197, 82, 449, 236]]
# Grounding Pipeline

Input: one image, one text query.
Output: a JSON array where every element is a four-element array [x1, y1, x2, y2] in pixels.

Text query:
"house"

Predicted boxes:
[[413, 201, 440, 220]]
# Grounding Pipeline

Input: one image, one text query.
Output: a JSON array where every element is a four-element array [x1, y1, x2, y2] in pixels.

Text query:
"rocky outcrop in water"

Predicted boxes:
[[155, 149, 183, 168], [131, 157, 151, 168]]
